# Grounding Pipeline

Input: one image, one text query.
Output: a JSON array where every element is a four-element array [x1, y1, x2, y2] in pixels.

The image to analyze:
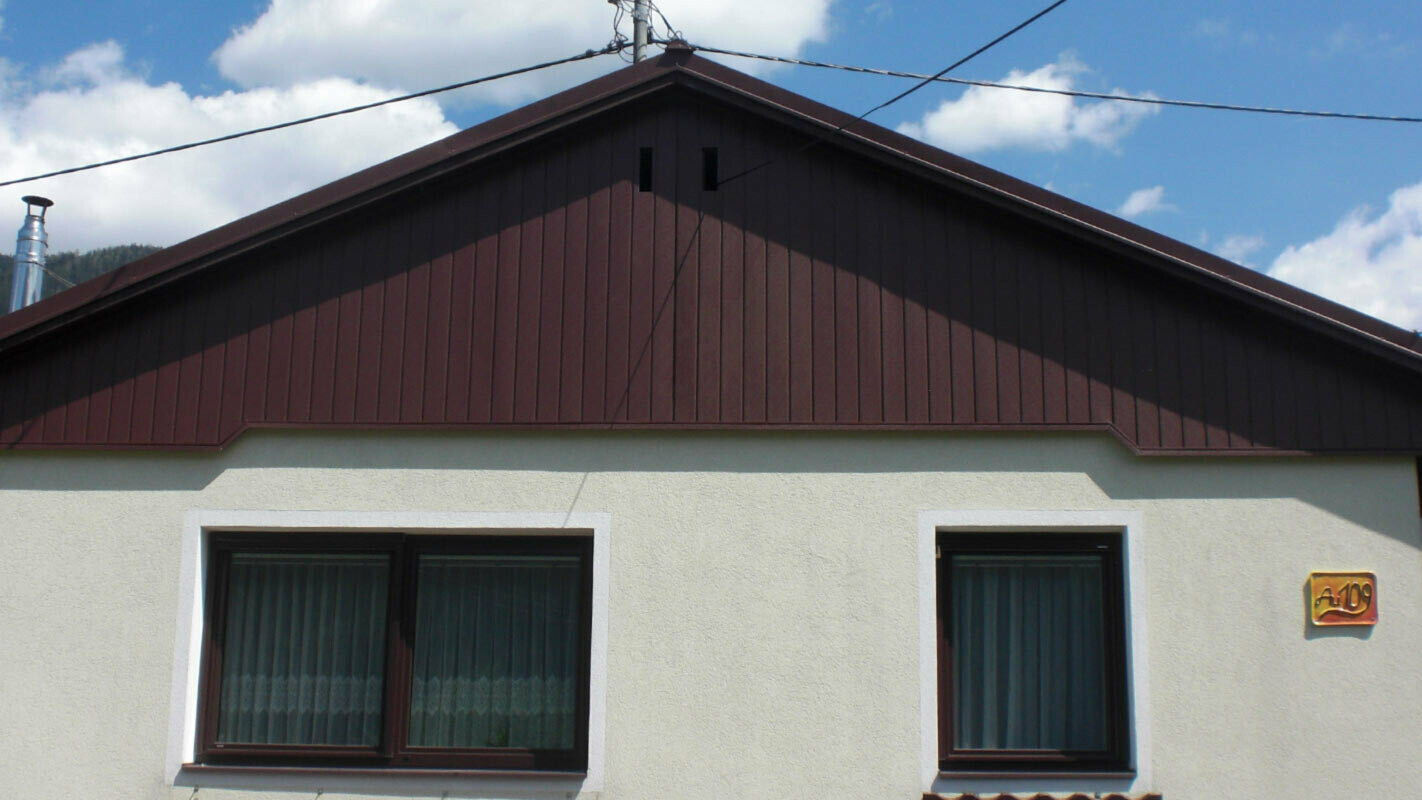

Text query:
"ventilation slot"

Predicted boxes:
[[638, 147, 653, 192], [702, 147, 719, 191]]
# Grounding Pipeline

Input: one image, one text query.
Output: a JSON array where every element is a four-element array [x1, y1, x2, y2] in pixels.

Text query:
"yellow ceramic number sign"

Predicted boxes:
[[1309, 572, 1377, 626]]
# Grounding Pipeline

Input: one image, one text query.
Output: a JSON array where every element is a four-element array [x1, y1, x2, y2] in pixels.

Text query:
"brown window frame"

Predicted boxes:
[[936, 531, 1130, 773], [195, 532, 594, 772]]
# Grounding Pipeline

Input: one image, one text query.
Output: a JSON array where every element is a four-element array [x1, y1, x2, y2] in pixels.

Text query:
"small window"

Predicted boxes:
[[937, 532, 1128, 772], [197, 533, 593, 770], [638, 147, 653, 192]]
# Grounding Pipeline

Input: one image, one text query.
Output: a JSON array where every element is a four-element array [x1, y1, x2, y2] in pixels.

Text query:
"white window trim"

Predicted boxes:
[[167, 510, 611, 797], [918, 509, 1153, 796]]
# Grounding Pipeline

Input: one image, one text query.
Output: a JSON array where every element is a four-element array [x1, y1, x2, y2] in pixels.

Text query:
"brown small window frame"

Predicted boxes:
[[936, 531, 1130, 774], [195, 532, 594, 772]]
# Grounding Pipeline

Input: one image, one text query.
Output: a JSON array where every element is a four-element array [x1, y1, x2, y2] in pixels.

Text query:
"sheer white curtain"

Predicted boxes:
[[408, 554, 583, 749], [217, 553, 390, 746], [951, 553, 1108, 751]]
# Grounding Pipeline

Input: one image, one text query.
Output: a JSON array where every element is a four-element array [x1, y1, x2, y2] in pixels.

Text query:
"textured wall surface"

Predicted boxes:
[[1, 430, 1419, 799]]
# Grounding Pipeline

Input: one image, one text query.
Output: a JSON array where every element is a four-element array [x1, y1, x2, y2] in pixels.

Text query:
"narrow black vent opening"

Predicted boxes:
[[702, 147, 719, 191], [638, 147, 653, 192]]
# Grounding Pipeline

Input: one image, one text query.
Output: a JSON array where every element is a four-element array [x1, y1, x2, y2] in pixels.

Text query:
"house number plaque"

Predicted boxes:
[[1309, 572, 1377, 626]]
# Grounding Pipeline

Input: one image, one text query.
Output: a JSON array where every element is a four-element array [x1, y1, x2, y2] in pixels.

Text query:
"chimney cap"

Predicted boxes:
[[21, 195, 53, 209]]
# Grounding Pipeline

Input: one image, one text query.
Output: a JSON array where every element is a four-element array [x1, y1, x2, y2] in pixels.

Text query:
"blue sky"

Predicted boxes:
[[1, 0, 1418, 329]]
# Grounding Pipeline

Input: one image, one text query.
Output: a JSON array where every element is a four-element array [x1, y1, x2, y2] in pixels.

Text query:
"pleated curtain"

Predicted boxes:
[[217, 553, 391, 746], [950, 553, 1109, 751], [408, 554, 582, 750]]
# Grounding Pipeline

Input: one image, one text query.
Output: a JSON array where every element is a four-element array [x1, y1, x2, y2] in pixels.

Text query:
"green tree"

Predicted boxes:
[[0, 244, 162, 311]]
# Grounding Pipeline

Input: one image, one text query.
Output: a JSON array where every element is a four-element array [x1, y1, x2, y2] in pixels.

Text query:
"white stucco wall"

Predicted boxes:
[[0, 430, 1418, 799]]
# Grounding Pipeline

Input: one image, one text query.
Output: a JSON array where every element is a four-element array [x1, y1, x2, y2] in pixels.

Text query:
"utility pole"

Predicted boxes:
[[632, 0, 649, 62]]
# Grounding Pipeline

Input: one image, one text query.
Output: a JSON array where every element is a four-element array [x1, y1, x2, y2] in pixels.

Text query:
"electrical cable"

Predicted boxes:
[[709, 0, 1071, 188], [648, 1, 683, 42], [39, 265, 76, 289], [678, 43, 1422, 124], [0, 44, 626, 189]]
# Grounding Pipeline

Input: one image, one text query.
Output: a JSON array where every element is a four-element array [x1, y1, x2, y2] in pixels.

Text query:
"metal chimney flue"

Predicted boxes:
[[9, 195, 54, 313]]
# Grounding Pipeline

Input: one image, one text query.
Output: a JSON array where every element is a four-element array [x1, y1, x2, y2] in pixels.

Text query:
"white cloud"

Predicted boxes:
[[44, 39, 127, 86], [1268, 182, 1422, 330], [213, 0, 832, 106], [895, 54, 1158, 154], [0, 42, 457, 252], [1117, 185, 1174, 218], [1190, 18, 1258, 47], [1216, 233, 1266, 266]]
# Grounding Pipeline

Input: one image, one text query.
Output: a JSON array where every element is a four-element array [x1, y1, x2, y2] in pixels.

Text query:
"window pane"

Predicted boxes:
[[409, 554, 583, 750], [951, 553, 1108, 751], [217, 553, 390, 746]]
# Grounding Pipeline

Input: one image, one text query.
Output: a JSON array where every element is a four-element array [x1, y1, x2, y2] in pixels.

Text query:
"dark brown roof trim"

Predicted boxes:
[[2, 45, 1417, 377]]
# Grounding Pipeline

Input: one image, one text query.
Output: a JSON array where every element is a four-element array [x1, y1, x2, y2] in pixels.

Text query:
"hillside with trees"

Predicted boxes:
[[0, 244, 162, 312]]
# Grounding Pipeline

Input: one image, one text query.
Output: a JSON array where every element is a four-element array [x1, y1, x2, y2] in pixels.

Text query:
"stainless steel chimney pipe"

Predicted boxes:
[[9, 195, 53, 313]]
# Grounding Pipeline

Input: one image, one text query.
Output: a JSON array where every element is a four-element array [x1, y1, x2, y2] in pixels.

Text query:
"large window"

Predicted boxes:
[[196, 532, 593, 771], [936, 531, 1129, 772]]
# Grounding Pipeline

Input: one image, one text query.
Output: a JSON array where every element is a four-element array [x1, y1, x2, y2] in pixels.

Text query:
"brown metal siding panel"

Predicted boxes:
[[832, 162, 860, 423], [969, 215, 999, 425], [1153, 301, 1183, 450], [218, 264, 254, 440], [993, 229, 1022, 426], [924, 197, 953, 424], [601, 121, 633, 422], [671, 109, 698, 423], [400, 210, 432, 423], [901, 188, 932, 424], [720, 120, 747, 424], [425, 197, 456, 424], [786, 150, 814, 424], [287, 236, 319, 424], [580, 132, 611, 423], [1131, 289, 1161, 451], [515, 159, 546, 423], [490, 167, 522, 423], [467, 177, 501, 423], [561, 139, 591, 424], [536, 147, 567, 423], [739, 124, 768, 424], [696, 112, 724, 423], [1016, 241, 1044, 426], [1037, 242, 1068, 426], [648, 109, 677, 423], [875, 178, 906, 425], [855, 172, 884, 425], [62, 329, 94, 444], [4, 95, 1422, 454], [82, 314, 117, 442], [762, 133, 792, 423], [195, 284, 229, 444]]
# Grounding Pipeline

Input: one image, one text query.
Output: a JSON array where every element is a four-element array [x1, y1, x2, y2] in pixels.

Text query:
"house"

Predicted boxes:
[[2, 45, 1419, 799]]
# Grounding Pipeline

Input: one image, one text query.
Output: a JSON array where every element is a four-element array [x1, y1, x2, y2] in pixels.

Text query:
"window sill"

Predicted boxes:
[[175, 763, 590, 797], [938, 769, 1137, 779]]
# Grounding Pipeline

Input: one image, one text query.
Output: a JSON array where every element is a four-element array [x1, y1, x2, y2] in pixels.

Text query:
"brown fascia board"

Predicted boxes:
[[2, 44, 1419, 375]]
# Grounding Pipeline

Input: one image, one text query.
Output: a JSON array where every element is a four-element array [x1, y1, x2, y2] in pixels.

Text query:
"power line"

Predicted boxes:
[[681, 43, 1422, 124], [709, 0, 1071, 188], [0, 45, 626, 190]]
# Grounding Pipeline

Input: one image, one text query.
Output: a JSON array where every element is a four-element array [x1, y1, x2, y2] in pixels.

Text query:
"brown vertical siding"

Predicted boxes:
[[2, 93, 1421, 453]]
